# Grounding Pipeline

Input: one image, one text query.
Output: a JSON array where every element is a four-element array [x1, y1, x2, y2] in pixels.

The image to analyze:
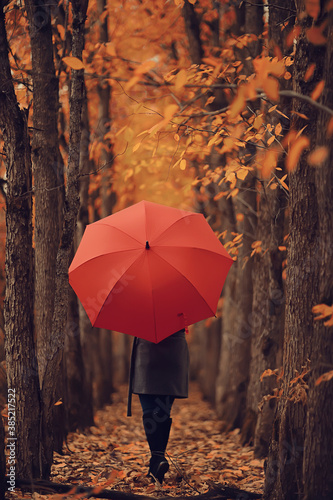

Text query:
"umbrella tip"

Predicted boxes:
[[145, 241, 150, 249]]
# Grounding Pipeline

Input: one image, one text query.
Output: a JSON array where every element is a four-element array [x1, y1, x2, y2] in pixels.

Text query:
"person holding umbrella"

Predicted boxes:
[[69, 200, 233, 484], [127, 328, 189, 484]]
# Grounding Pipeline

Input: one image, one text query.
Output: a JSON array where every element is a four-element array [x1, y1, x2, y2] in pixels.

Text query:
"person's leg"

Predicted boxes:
[[139, 395, 174, 483], [139, 394, 174, 417]]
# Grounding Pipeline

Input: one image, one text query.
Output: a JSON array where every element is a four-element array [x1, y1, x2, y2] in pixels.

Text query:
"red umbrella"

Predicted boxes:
[[69, 200, 233, 343]]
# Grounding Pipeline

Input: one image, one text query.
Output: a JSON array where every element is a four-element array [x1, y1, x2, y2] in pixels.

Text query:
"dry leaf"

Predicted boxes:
[[315, 370, 333, 386], [179, 159, 187, 170], [286, 135, 310, 171], [305, 0, 320, 20], [311, 80, 325, 101], [175, 69, 187, 91], [63, 56, 85, 70], [304, 63, 316, 82], [306, 21, 328, 45], [312, 303, 333, 326], [327, 117, 333, 138], [229, 86, 247, 118], [263, 77, 279, 101], [164, 104, 179, 121], [286, 25, 301, 47], [307, 146, 329, 166], [261, 148, 279, 179]]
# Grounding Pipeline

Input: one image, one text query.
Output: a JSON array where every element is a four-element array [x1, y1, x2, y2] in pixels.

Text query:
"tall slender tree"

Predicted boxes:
[[243, 0, 293, 456], [302, 7, 333, 499], [264, 1, 332, 498], [0, 0, 41, 479], [25, 0, 61, 387], [65, 90, 94, 430], [40, 0, 89, 476]]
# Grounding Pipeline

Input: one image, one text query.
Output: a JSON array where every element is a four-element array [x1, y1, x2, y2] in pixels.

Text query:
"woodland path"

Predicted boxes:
[[11, 384, 264, 499]]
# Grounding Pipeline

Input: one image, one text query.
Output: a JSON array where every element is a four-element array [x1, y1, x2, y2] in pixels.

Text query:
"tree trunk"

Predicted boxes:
[[40, 0, 88, 477], [243, 0, 294, 455], [302, 10, 333, 499], [182, 0, 204, 65], [65, 282, 94, 431], [216, 176, 257, 428], [112, 332, 132, 387], [199, 318, 222, 406], [24, 0, 61, 385], [215, 195, 237, 423], [0, 0, 41, 479], [66, 89, 94, 430], [263, 3, 327, 497], [216, 1, 262, 429], [243, 183, 285, 454], [25, 0, 65, 456], [90, 0, 115, 408], [0, 412, 5, 499]]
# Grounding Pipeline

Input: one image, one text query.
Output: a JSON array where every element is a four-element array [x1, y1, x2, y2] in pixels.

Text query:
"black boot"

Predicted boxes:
[[143, 413, 172, 484]]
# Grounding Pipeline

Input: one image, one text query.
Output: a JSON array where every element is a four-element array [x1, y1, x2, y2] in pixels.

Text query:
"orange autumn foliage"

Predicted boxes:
[[307, 146, 329, 166], [305, 0, 321, 20], [286, 135, 310, 172], [311, 80, 325, 101]]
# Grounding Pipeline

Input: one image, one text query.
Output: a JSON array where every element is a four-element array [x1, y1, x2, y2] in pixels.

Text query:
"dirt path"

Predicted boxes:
[[47, 383, 264, 498]]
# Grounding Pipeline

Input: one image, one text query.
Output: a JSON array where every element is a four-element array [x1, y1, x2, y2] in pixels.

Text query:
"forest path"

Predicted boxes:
[[48, 383, 264, 498]]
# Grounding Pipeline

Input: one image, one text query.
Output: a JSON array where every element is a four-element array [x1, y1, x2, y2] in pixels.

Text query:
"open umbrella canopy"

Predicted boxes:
[[69, 200, 233, 343]]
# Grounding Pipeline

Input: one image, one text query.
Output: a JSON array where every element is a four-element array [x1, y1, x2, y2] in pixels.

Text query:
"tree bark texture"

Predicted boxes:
[[66, 89, 94, 430], [76, 90, 95, 423], [302, 8, 333, 499], [244, 183, 285, 456], [65, 282, 94, 431], [216, 175, 257, 429], [25, 0, 66, 458], [0, 0, 41, 479], [112, 332, 132, 387], [182, 0, 203, 65], [216, 1, 262, 429], [97, 0, 116, 220], [263, 3, 328, 497], [197, 318, 222, 406], [24, 0, 61, 385], [215, 196, 237, 424], [244, 0, 293, 457], [0, 412, 5, 499], [40, 0, 88, 477]]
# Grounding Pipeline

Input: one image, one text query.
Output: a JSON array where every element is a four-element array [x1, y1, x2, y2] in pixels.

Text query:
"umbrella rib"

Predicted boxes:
[[93, 254, 142, 328], [151, 249, 217, 318], [152, 244, 233, 260], [146, 254, 158, 344], [93, 222, 143, 246], [69, 248, 142, 274], [144, 202, 158, 341], [151, 212, 198, 244]]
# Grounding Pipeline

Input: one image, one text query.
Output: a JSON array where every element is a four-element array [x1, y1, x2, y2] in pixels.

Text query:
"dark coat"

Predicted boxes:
[[127, 330, 189, 416]]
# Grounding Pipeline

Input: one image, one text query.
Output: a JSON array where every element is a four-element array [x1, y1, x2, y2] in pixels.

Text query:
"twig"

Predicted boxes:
[[240, 0, 296, 12], [79, 143, 128, 177], [278, 90, 333, 117]]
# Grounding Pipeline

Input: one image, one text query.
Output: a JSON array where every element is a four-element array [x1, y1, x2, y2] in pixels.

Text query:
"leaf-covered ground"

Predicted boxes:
[[9, 383, 264, 498]]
